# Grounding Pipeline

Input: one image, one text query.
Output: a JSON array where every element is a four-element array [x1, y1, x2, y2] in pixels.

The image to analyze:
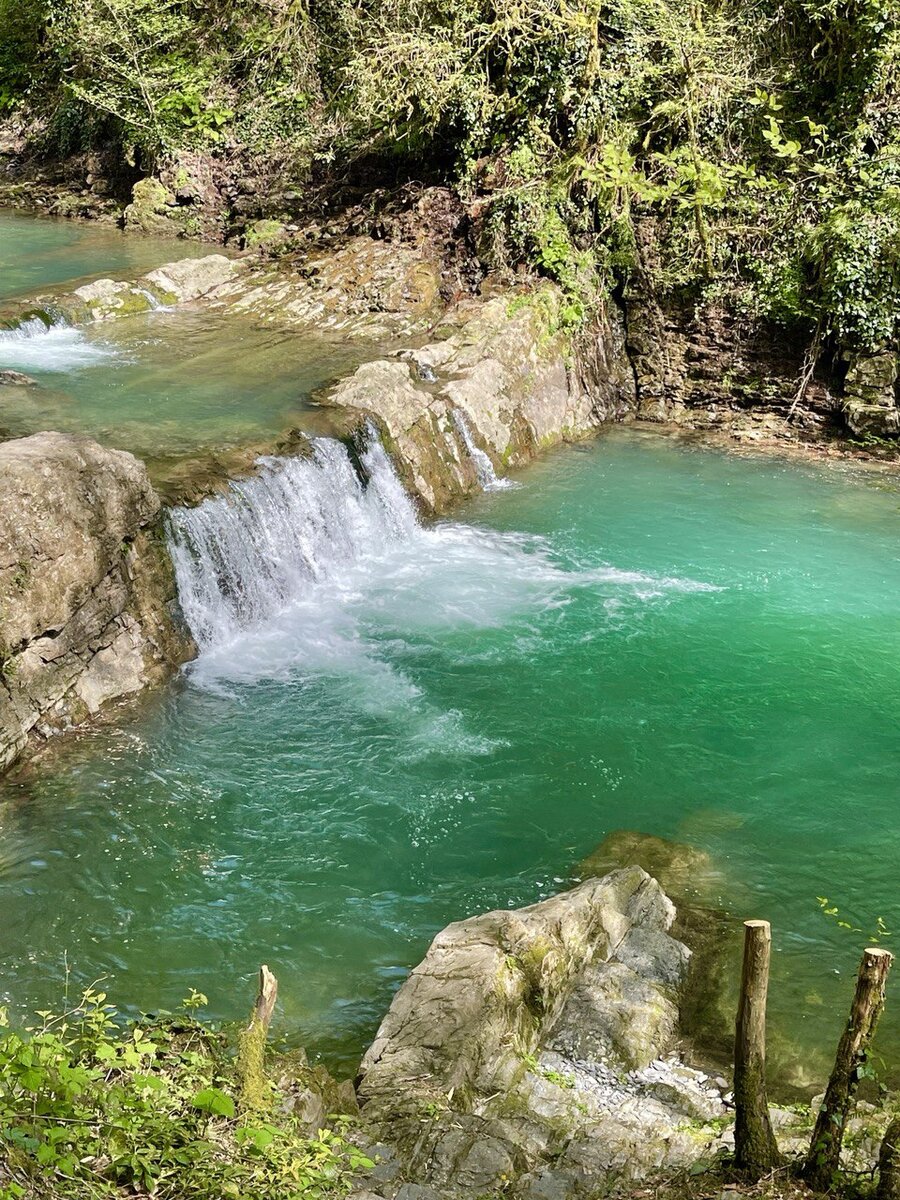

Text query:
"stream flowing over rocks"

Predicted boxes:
[[0, 244, 639, 766]]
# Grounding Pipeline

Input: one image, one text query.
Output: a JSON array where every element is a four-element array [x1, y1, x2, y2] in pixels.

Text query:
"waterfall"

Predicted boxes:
[[452, 410, 517, 491], [167, 434, 419, 650], [135, 286, 168, 311], [0, 313, 112, 372]]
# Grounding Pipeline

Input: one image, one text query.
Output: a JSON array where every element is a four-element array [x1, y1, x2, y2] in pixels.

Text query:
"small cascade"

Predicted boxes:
[[167, 434, 419, 650], [0, 313, 112, 372], [0, 315, 61, 340], [134, 286, 167, 311], [452, 409, 518, 491]]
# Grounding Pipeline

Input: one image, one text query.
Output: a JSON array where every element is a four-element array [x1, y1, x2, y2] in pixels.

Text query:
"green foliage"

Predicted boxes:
[[30, 0, 320, 161], [0, 987, 371, 1200], [815, 895, 894, 944], [0, 0, 49, 111], [7, 0, 900, 350]]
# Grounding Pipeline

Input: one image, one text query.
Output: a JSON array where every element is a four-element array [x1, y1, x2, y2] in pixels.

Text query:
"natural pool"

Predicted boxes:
[[0, 208, 205, 301], [0, 209, 378, 489], [2, 425, 900, 1090]]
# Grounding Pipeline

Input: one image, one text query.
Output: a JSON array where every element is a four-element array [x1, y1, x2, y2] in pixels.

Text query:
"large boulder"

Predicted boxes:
[[356, 866, 729, 1197], [0, 432, 193, 771]]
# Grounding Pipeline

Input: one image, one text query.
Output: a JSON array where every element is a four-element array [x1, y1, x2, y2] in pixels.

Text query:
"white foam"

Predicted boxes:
[[168, 432, 723, 706], [453, 408, 519, 491], [0, 316, 114, 371]]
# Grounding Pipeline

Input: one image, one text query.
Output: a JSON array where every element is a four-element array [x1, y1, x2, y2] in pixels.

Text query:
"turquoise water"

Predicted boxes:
[[0, 209, 203, 302], [0, 305, 376, 481], [0, 209, 375, 486], [3, 427, 900, 1089]]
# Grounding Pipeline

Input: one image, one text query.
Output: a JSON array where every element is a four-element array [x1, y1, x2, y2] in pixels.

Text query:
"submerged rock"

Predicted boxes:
[[0, 432, 194, 772], [356, 865, 730, 1197], [0, 370, 37, 386]]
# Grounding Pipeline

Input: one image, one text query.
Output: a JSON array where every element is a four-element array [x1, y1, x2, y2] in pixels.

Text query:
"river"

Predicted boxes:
[[2, 212, 899, 1092]]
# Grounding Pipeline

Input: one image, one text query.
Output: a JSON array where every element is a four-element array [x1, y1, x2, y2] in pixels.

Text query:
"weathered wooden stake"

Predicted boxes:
[[803, 946, 893, 1191], [733, 919, 781, 1176], [237, 964, 278, 1111], [877, 1116, 900, 1200]]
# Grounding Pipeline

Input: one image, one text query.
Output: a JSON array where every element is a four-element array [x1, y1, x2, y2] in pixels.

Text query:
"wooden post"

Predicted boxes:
[[251, 964, 278, 1030], [733, 919, 781, 1175], [877, 1116, 900, 1200], [803, 947, 893, 1191], [237, 964, 278, 1111]]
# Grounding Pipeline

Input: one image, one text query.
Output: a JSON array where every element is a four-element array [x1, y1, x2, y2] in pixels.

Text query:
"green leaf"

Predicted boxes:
[[192, 1087, 235, 1118]]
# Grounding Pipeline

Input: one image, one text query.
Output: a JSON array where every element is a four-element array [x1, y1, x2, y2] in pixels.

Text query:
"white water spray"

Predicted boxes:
[[168, 432, 720, 693], [0, 315, 113, 372], [168, 436, 419, 651], [452, 409, 518, 491]]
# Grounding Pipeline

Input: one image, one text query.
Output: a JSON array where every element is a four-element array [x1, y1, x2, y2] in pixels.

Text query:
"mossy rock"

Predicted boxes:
[[124, 177, 193, 237], [244, 218, 290, 252]]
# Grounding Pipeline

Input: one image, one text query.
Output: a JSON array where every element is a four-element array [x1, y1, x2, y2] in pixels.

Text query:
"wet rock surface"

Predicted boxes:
[[324, 290, 635, 514], [0, 254, 244, 329], [0, 432, 193, 771]]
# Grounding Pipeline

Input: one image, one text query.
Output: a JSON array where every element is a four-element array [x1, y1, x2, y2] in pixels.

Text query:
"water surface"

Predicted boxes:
[[0, 306, 376, 471], [2, 428, 899, 1089], [0, 209, 203, 302]]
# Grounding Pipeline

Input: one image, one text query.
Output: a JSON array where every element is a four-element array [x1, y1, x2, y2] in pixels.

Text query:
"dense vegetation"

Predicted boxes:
[[0, 986, 369, 1200], [2, 0, 900, 350]]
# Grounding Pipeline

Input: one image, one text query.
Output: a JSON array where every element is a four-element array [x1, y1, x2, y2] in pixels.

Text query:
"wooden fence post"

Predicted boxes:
[[733, 919, 781, 1175], [803, 947, 893, 1191]]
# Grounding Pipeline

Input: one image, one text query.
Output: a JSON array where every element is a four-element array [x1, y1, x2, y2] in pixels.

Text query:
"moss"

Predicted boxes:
[[236, 1020, 271, 1113]]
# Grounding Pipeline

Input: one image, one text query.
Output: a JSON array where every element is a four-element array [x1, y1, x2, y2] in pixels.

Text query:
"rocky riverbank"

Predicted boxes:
[[338, 833, 895, 1199], [0, 433, 193, 772]]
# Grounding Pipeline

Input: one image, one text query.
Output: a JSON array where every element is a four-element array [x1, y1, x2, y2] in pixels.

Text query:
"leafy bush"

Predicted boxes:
[[6, 0, 900, 352], [0, 987, 370, 1200]]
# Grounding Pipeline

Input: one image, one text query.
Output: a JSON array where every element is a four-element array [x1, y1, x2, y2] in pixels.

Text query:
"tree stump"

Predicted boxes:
[[237, 964, 278, 1112], [803, 947, 893, 1191], [733, 919, 781, 1176]]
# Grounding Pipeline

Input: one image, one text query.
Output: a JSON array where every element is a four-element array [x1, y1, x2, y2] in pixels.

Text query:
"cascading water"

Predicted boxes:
[[168, 435, 419, 651], [135, 286, 168, 311], [452, 409, 518, 491], [0, 314, 113, 372], [168, 430, 720, 685]]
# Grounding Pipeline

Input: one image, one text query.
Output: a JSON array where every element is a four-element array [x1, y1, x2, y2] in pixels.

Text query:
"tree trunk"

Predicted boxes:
[[803, 947, 893, 1191], [733, 919, 781, 1176], [877, 1116, 900, 1200], [237, 964, 278, 1111]]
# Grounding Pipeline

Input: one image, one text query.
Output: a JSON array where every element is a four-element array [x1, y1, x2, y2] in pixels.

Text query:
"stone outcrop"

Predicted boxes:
[[355, 865, 730, 1198], [0, 254, 244, 330], [0, 433, 193, 771], [842, 352, 900, 438], [325, 289, 635, 513], [211, 235, 445, 338], [347, 848, 898, 1200]]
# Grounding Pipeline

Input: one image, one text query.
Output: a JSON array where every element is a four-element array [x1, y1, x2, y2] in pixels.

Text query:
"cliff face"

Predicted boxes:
[[0, 432, 193, 771]]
